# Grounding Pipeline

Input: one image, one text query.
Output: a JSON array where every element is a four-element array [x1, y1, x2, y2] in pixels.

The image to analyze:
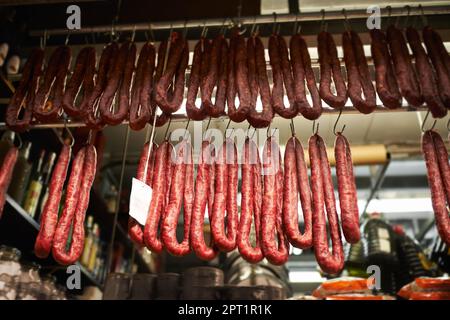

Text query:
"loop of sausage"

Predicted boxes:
[[211, 138, 239, 251], [282, 136, 313, 249], [155, 32, 189, 114], [343, 31, 377, 114], [291, 34, 323, 120], [62, 47, 96, 118], [33, 46, 71, 122], [186, 38, 211, 120], [237, 138, 263, 263], [268, 35, 298, 119], [6, 48, 44, 132], [309, 134, 344, 274], [334, 133, 360, 244], [129, 42, 155, 130], [386, 25, 423, 107], [82, 42, 119, 130], [246, 35, 274, 128], [190, 140, 219, 260], [226, 28, 251, 122], [150, 40, 172, 127], [422, 130, 450, 246], [0, 147, 19, 218], [406, 27, 447, 118], [422, 26, 450, 108], [35, 145, 71, 258], [202, 35, 228, 118], [317, 31, 348, 109], [370, 29, 402, 109], [52, 145, 97, 265], [99, 41, 136, 125], [261, 137, 289, 265], [128, 141, 157, 246], [143, 141, 169, 253], [161, 140, 193, 256]]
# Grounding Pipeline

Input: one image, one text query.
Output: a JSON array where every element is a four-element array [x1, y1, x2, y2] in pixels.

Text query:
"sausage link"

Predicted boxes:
[[387, 25, 423, 107], [342, 31, 377, 114], [261, 137, 289, 265], [237, 138, 263, 263], [150, 40, 172, 126], [186, 38, 211, 120], [211, 138, 238, 251], [82, 42, 119, 130], [62, 47, 96, 118], [430, 131, 450, 203], [406, 27, 446, 117], [309, 134, 344, 274], [318, 31, 348, 109], [370, 29, 402, 109], [143, 141, 169, 253], [334, 133, 360, 244], [162, 140, 192, 256], [35, 145, 71, 258], [423, 26, 450, 108], [128, 141, 157, 246], [129, 42, 155, 130], [6, 48, 44, 132], [422, 131, 450, 246], [269, 35, 298, 119], [190, 140, 219, 260], [33, 46, 71, 122], [246, 35, 274, 128], [155, 32, 188, 113], [226, 28, 251, 122], [291, 34, 323, 120], [52, 145, 97, 265], [0, 147, 19, 218], [99, 41, 136, 125], [202, 35, 228, 118], [282, 136, 313, 248]]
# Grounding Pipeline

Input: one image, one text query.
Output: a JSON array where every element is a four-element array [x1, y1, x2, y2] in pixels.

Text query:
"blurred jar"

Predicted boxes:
[[40, 275, 59, 300], [17, 263, 41, 300], [0, 245, 21, 300]]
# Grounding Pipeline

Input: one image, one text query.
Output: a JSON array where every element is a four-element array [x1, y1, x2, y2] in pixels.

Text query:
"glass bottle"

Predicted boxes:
[[35, 152, 57, 222], [22, 150, 46, 217], [8, 141, 32, 204], [0, 131, 15, 165], [81, 216, 94, 267]]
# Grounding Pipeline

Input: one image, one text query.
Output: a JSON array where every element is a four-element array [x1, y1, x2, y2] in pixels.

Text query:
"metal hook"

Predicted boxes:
[[333, 109, 346, 135], [419, 4, 428, 27], [182, 20, 188, 38], [342, 9, 350, 31], [164, 117, 172, 140], [447, 118, 450, 132], [404, 5, 411, 27], [40, 29, 48, 49], [272, 12, 278, 34], [293, 13, 299, 35], [421, 110, 437, 132], [320, 9, 326, 32], [250, 16, 258, 35], [131, 25, 136, 42], [64, 31, 70, 46], [184, 119, 191, 139], [64, 119, 75, 147], [14, 133, 23, 149], [312, 120, 320, 135], [220, 17, 228, 35], [203, 117, 212, 140], [201, 20, 208, 38], [290, 119, 296, 136]]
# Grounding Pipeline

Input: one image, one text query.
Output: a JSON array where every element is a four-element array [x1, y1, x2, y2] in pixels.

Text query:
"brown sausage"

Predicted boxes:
[[387, 25, 423, 107], [318, 31, 348, 109], [309, 134, 344, 274], [370, 29, 402, 109], [282, 136, 313, 249], [334, 133, 360, 244], [268, 35, 298, 119], [342, 31, 377, 114], [291, 34, 323, 120], [35, 145, 71, 258], [6, 48, 44, 132]]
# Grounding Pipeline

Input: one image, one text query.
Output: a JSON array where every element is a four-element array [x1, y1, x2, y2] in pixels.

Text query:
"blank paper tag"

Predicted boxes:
[[129, 178, 152, 225]]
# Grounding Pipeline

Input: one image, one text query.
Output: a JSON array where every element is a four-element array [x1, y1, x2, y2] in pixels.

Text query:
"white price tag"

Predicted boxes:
[[129, 178, 153, 226]]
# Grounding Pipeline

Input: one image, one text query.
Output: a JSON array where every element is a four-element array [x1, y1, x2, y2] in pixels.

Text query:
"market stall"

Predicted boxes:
[[0, 0, 449, 301]]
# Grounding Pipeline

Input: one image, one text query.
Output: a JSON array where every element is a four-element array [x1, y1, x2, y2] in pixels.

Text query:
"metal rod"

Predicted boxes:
[[0, 106, 430, 130], [29, 5, 450, 37], [105, 126, 130, 275], [362, 159, 391, 215]]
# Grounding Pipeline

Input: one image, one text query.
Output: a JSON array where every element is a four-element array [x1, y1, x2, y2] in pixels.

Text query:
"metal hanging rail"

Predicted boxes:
[[29, 5, 450, 37]]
